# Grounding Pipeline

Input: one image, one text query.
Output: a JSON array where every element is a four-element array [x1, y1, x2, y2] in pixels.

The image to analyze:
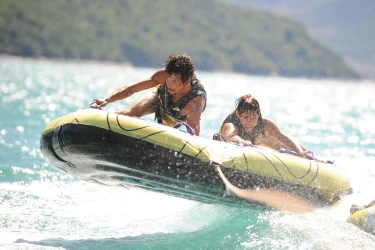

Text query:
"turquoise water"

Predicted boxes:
[[1, 57, 375, 249]]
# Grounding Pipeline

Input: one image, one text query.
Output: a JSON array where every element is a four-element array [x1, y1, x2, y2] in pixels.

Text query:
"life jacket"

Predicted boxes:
[[213, 112, 265, 145], [154, 79, 207, 126]]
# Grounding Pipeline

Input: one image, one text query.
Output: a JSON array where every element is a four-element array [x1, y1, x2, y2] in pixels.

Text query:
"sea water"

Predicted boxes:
[[1, 57, 375, 249]]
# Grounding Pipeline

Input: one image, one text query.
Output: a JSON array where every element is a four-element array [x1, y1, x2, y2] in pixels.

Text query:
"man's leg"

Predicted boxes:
[[116, 90, 157, 117]]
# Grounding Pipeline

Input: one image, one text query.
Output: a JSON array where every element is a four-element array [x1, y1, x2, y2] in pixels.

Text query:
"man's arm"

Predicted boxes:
[[182, 96, 205, 136], [365, 200, 375, 208], [92, 69, 166, 108]]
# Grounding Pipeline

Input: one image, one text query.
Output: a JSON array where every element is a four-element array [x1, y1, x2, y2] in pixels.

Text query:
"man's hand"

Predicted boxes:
[[90, 98, 109, 109], [299, 150, 314, 159]]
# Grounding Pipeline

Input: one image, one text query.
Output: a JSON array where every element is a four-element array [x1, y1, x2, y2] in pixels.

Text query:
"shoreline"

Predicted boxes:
[[0, 54, 133, 68], [1, 54, 373, 83]]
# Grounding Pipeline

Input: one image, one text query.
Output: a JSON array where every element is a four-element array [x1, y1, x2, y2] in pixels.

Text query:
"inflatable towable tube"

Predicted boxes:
[[347, 206, 375, 235], [40, 109, 352, 206]]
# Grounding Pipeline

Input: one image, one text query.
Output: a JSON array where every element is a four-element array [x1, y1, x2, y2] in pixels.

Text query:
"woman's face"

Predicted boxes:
[[236, 110, 260, 132]]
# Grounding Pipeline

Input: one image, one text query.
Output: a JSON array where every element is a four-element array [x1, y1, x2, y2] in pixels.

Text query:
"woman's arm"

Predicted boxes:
[[221, 123, 253, 146], [263, 119, 309, 157]]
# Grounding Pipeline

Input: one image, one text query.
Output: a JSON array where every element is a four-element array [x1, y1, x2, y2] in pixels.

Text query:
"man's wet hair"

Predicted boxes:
[[165, 53, 195, 84], [235, 94, 261, 115]]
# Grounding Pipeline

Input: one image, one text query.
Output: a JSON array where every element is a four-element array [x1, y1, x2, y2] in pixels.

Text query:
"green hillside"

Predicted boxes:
[[227, 0, 375, 78], [0, 0, 360, 79]]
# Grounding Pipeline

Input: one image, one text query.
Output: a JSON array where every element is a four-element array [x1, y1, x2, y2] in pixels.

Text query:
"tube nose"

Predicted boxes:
[[40, 125, 72, 174]]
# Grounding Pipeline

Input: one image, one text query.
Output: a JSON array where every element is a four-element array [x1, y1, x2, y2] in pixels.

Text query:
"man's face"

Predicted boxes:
[[236, 110, 260, 132], [166, 73, 185, 95]]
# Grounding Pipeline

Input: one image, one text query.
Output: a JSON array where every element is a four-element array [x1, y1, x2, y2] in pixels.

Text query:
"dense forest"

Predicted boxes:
[[0, 0, 360, 79]]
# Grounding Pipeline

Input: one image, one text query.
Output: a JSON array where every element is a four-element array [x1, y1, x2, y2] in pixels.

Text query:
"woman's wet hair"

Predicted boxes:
[[235, 94, 261, 115], [165, 53, 195, 84]]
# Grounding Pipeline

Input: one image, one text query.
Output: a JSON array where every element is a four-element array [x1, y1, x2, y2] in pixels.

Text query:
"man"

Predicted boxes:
[[213, 94, 312, 158], [90, 53, 206, 135], [350, 200, 375, 214]]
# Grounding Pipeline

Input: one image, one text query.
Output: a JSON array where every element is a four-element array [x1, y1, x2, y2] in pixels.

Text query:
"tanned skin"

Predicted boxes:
[[91, 69, 205, 135]]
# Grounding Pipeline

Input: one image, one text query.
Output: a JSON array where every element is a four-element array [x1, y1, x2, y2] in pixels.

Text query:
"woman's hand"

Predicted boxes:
[[240, 140, 253, 147]]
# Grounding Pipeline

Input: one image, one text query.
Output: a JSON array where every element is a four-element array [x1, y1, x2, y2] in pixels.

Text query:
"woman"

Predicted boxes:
[[213, 94, 312, 158]]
